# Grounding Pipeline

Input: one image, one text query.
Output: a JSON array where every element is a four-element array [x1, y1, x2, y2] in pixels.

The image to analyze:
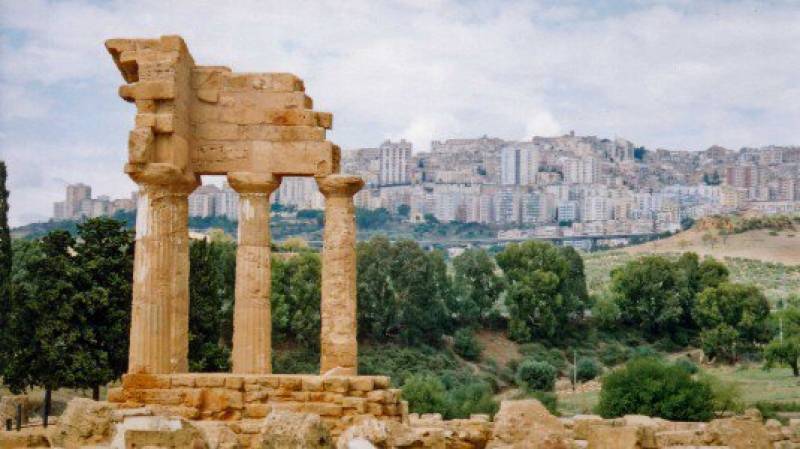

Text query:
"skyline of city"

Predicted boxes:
[[42, 132, 800, 250]]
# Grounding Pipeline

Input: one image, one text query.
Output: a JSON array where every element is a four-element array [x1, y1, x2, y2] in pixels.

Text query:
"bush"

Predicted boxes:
[[576, 358, 601, 382], [597, 357, 715, 421], [630, 346, 659, 360], [519, 343, 568, 374], [592, 292, 621, 330], [598, 342, 632, 367], [453, 328, 482, 361], [272, 348, 319, 374], [673, 358, 699, 375], [402, 374, 448, 414], [516, 359, 557, 392], [699, 372, 743, 416], [445, 380, 499, 419]]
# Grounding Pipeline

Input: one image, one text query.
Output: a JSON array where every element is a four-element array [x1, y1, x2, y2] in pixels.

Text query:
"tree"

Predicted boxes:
[[496, 241, 588, 341], [188, 238, 235, 371], [272, 251, 322, 350], [694, 282, 771, 363], [764, 337, 800, 376], [559, 246, 590, 318], [0, 161, 11, 369], [451, 248, 503, 326], [597, 357, 715, 421], [356, 237, 451, 346], [2, 231, 89, 422], [453, 328, 482, 361], [611, 255, 684, 338], [397, 204, 411, 218], [72, 218, 134, 398]]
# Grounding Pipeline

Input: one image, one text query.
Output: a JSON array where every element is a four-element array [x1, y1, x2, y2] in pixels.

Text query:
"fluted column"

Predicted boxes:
[[128, 169, 198, 374], [316, 174, 364, 375], [229, 172, 281, 374]]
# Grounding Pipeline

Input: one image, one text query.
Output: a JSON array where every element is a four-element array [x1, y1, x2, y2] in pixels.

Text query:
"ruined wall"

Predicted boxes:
[[107, 373, 405, 448]]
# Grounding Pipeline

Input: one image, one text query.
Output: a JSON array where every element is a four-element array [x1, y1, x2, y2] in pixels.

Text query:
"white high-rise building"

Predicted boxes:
[[562, 157, 599, 184], [501, 146, 539, 185], [276, 177, 324, 210], [65, 183, 91, 218], [379, 139, 412, 186], [214, 183, 239, 221], [188, 185, 219, 218]]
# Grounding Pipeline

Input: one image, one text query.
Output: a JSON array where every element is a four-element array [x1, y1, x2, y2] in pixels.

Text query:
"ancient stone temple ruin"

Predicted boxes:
[[103, 35, 404, 441]]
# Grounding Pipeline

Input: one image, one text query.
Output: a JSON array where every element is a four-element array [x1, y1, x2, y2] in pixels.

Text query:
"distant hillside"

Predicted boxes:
[[625, 227, 800, 265]]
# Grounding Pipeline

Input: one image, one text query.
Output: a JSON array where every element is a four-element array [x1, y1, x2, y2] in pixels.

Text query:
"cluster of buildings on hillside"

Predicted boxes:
[[52, 183, 135, 220], [340, 134, 800, 236], [53, 133, 800, 239]]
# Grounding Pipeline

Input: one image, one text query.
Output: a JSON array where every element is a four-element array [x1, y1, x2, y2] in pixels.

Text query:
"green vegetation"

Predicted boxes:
[[515, 359, 557, 392], [0, 161, 11, 375], [597, 357, 715, 421]]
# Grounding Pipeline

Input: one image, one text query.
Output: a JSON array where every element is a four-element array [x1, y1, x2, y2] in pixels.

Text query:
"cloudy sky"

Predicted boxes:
[[0, 0, 798, 226]]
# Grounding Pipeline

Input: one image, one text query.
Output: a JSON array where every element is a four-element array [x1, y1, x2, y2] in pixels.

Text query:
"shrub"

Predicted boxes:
[[673, 358, 699, 375], [576, 358, 601, 382], [453, 328, 482, 361], [592, 292, 621, 330], [699, 372, 743, 416], [445, 380, 499, 419], [402, 374, 448, 414], [519, 343, 568, 374], [516, 359, 557, 392], [598, 342, 631, 367], [597, 357, 715, 421], [272, 348, 319, 374], [630, 346, 659, 360]]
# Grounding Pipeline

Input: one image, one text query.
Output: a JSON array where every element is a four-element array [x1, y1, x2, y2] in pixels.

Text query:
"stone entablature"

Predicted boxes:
[[106, 35, 363, 377], [107, 373, 405, 447]]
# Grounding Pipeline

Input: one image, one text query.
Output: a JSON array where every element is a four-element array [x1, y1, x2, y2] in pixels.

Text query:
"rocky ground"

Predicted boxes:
[[2, 395, 800, 449]]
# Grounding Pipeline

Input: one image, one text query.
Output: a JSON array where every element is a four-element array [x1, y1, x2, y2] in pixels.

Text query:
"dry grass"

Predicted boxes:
[[626, 229, 800, 265]]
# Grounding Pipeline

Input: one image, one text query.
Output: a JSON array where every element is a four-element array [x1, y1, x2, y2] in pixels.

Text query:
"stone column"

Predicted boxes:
[[229, 172, 281, 374], [128, 170, 198, 374], [315, 175, 364, 375]]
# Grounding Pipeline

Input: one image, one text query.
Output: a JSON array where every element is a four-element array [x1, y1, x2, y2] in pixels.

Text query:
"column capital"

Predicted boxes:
[[228, 172, 281, 194], [315, 174, 364, 197], [126, 162, 199, 194]]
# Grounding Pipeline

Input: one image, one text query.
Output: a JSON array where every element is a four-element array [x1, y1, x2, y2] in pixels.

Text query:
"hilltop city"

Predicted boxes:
[[51, 132, 800, 248]]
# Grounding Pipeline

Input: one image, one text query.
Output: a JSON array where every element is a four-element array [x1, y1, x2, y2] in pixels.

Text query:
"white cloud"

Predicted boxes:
[[0, 0, 798, 225]]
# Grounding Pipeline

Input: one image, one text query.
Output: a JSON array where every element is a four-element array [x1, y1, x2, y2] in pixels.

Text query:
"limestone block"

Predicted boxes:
[[585, 426, 639, 449], [348, 378, 374, 393], [486, 400, 570, 449], [259, 412, 333, 449], [241, 124, 326, 141], [707, 417, 772, 449], [128, 126, 155, 163], [194, 421, 242, 449], [222, 73, 304, 93], [108, 415, 205, 449], [303, 377, 325, 392], [0, 395, 30, 426], [324, 378, 350, 394], [245, 404, 272, 419], [0, 427, 50, 449], [119, 80, 176, 101], [196, 376, 227, 388], [571, 415, 606, 440], [49, 398, 114, 449]]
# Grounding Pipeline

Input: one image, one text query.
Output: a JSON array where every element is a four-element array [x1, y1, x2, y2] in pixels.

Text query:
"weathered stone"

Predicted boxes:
[[0, 396, 30, 427], [195, 421, 242, 449], [108, 415, 206, 449], [585, 426, 640, 449], [487, 400, 570, 449], [259, 412, 333, 449], [707, 417, 772, 449], [48, 398, 114, 449]]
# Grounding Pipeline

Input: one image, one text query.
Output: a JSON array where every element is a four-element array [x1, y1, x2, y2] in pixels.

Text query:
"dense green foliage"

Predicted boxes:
[[576, 358, 600, 382], [597, 357, 715, 421], [0, 161, 11, 370], [610, 252, 728, 341], [188, 238, 235, 371], [453, 328, 482, 361], [451, 249, 503, 327], [694, 282, 771, 363], [272, 251, 322, 349], [764, 337, 800, 377], [496, 241, 589, 341], [356, 237, 451, 346], [515, 359, 557, 392]]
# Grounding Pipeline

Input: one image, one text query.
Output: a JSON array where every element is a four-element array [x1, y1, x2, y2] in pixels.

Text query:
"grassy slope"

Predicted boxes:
[[625, 228, 800, 265]]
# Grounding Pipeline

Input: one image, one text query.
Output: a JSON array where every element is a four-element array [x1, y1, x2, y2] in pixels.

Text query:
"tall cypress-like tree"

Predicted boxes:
[[0, 161, 11, 369], [72, 218, 134, 398]]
